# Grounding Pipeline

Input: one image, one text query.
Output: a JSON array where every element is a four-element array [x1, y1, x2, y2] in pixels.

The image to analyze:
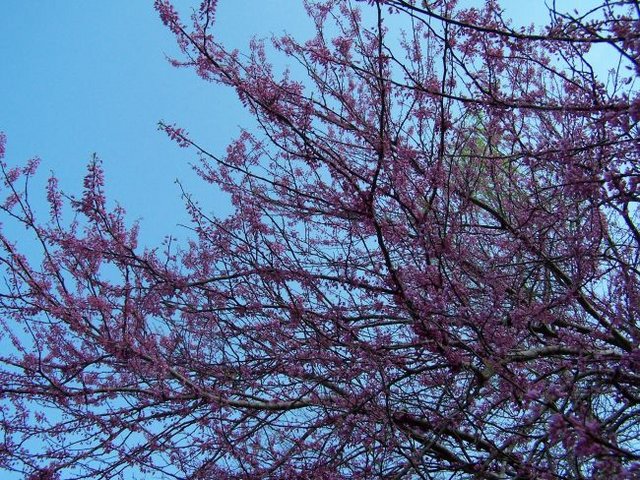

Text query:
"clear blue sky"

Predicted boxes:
[[1, 0, 309, 245], [1, 0, 604, 247]]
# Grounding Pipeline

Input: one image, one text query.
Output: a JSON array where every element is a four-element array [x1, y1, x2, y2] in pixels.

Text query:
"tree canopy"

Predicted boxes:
[[0, 0, 639, 478]]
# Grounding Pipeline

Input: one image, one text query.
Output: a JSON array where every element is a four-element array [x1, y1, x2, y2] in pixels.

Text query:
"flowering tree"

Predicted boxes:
[[1, 0, 639, 478]]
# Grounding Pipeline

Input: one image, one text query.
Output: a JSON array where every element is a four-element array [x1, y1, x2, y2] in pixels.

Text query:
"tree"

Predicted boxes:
[[0, 0, 639, 478]]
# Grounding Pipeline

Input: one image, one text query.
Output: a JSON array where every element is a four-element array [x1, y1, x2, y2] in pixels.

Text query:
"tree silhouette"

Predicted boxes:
[[0, 0, 639, 478]]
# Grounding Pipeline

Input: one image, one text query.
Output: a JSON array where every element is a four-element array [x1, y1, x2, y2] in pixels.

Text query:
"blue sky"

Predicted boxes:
[[1, 1, 310, 245], [1, 1, 603, 248]]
